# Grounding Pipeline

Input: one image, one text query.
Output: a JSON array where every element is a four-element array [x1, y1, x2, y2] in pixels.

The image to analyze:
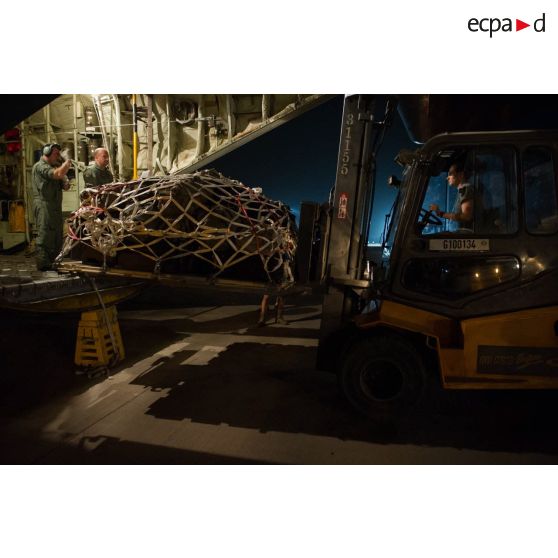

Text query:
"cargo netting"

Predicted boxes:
[[58, 170, 296, 284]]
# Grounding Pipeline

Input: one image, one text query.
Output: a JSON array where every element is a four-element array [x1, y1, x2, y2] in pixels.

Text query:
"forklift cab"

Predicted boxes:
[[383, 131, 558, 318], [329, 125, 558, 419]]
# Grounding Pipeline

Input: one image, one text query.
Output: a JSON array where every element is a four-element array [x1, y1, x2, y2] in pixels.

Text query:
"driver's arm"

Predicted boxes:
[[430, 203, 452, 219], [431, 200, 473, 223]]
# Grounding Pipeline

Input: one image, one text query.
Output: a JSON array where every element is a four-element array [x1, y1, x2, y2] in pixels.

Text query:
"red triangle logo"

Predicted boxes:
[[516, 19, 530, 31]]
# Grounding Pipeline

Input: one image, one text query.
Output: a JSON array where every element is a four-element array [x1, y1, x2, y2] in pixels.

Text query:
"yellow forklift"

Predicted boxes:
[[318, 95, 558, 418]]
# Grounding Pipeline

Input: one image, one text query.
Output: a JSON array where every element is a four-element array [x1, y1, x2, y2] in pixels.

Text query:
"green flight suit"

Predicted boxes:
[[83, 164, 113, 187], [32, 159, 64, 271]]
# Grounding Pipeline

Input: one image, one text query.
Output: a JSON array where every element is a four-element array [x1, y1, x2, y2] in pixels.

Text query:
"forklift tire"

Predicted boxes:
[[339, 335, 426, 420]]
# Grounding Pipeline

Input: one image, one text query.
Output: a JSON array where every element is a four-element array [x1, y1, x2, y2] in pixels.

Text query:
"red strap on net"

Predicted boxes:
[[235, 195, 262, 254]]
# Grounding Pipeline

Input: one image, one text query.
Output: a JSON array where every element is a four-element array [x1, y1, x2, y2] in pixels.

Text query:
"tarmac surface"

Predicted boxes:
[[2, 286, 558, 464]]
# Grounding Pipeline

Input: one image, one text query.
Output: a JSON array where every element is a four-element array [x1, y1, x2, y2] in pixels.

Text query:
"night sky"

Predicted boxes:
[[209, 95, 415, 244]]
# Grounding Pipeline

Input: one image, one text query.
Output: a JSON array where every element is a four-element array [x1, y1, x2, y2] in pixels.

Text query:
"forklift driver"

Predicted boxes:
[[429, 162, 474, 229]]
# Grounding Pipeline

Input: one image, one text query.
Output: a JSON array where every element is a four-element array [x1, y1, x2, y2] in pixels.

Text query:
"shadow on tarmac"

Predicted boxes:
[[2, 298, 558, 463], [133, 342, 558, 459]]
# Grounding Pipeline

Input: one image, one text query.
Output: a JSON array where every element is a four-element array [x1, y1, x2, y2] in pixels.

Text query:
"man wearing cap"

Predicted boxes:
[[83, 147, 113, 187], [32, 143, 72, 271]]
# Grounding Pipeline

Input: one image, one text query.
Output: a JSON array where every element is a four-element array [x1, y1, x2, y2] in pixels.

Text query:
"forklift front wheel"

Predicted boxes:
[[339, 335, 426, 420]]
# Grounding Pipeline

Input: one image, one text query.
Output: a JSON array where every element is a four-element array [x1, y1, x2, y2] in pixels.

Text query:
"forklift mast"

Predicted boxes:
[[317, 95, 394, 367]]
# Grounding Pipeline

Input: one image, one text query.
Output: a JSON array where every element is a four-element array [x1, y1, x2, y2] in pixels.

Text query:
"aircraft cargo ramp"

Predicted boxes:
[[0, 255, 144, 313]]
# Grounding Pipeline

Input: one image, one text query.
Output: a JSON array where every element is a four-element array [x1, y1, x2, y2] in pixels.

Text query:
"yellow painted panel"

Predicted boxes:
[[462, 306, 558, 374], [358, 301, 558, 389], [375, 300, 458, 347]]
